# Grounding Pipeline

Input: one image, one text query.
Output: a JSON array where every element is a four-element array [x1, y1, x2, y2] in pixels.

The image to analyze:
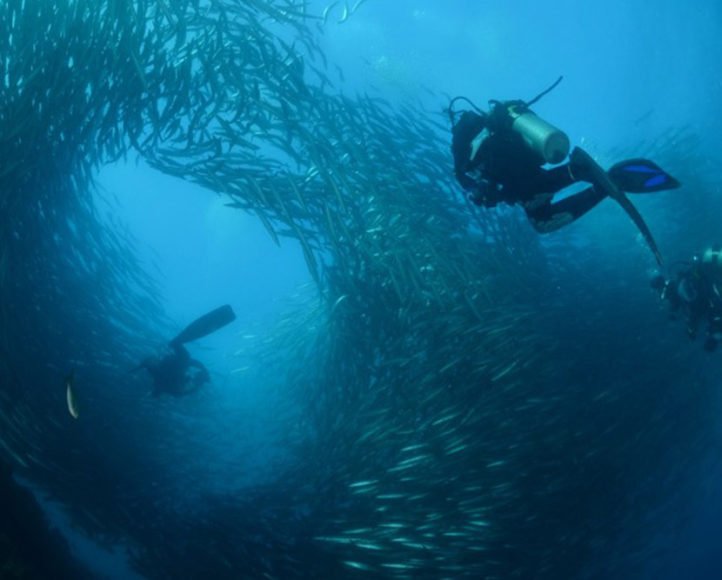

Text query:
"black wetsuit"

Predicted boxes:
[[451, 109, 606, 232], [143, 344, 210, 396]]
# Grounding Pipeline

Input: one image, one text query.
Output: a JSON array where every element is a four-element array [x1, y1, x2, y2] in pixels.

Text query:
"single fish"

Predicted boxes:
[[65, 371, 80, 419]]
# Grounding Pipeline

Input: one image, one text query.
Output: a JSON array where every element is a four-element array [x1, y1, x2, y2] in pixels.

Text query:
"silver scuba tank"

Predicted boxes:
[[507, 104, 570, 164]]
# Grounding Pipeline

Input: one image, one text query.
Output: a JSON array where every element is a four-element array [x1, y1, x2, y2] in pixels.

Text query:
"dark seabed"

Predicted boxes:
[[1, 0, 722, 578]]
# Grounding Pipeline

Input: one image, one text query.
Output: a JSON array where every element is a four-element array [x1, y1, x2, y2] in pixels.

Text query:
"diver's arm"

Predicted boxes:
[[454, 165, 479, 192], [452, 111, 487, 191], [468, 180, 501, 208], [189, 358, 210, 381], [451, 112, 502, 207], [186, 359, 210, 392]]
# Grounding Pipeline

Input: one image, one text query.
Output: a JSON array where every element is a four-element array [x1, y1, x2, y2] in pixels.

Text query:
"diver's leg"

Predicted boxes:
[[188, 358, 206, 371], [188, 359, 210, 390], [534, 165, 577, 194], [500, 163, 577, 204], [524, 186, 606, 233], [171, 343, 190, 364]]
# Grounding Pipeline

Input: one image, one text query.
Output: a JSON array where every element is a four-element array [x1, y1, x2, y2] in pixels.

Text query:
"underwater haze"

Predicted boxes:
[[1, 0, 722, 578]]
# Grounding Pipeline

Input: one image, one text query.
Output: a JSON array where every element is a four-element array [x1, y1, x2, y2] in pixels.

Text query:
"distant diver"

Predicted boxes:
[[135, 305, 236, 396], [449, 77, 680, 265], [651, 247, 722, 352]]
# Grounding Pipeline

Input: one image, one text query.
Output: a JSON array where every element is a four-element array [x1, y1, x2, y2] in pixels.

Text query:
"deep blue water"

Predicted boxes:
[[3, 1, 722, 578]]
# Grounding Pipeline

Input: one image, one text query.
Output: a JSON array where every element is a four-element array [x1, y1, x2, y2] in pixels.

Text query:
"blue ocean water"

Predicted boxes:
[[3, 1, 722, 578]]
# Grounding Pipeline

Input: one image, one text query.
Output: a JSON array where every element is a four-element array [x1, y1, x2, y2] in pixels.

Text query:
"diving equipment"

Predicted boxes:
[[570, 147, 664, 266], [169, 304, 237, 347], [608, 159, 681, 193], [449, 76, 568, 163], [507, 103, 570, 164]]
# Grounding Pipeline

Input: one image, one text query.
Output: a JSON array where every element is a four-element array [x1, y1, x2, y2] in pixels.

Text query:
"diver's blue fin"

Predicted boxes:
[[170, 305, 236, 347], [608, 159, 680, 193]]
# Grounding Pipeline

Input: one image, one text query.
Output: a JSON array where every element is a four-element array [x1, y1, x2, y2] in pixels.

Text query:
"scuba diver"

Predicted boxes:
[[651, 247, 722, 352], [135, 304, 236, 396], [449, 77, 680, 265]]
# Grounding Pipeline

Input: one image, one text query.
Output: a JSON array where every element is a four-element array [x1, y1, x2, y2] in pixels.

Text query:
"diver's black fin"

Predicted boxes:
[[572, 147, 664, 266], [608, 159, 680, 193], [170, 305, 237, 347]]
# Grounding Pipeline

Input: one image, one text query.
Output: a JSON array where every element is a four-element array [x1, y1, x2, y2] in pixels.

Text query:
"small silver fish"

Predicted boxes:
[[65, 371, 80, 419]]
